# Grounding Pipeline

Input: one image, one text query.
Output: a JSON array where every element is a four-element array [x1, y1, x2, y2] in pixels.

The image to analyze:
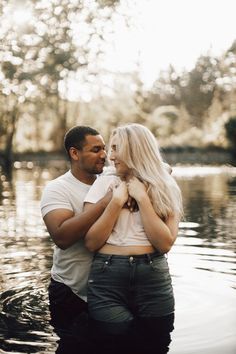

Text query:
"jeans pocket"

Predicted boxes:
[[149, 256, 171, 282], [91, 256, 112, 272], [150, 255, 168, 270], [88, 258, 112, 287]]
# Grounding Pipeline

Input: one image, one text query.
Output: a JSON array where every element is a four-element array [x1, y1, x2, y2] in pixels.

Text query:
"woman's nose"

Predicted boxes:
[[109, 151, 115, 160]]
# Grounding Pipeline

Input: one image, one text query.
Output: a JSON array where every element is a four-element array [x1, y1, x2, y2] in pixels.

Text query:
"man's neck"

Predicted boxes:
[[70, 167, 97, 185]]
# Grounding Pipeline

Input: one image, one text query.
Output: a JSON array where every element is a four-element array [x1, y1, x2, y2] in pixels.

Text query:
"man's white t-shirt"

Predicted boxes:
[[40, 170, 93, 300]]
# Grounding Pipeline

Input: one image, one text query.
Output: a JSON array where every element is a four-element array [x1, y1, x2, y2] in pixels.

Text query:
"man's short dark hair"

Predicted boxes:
[[64, 126, 100, 157]]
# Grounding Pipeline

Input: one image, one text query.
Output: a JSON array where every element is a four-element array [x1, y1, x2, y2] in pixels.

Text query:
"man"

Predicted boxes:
[[40, 126, 111, 353]]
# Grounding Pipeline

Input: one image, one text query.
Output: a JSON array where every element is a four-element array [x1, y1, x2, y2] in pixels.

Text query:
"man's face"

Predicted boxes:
[[78, 134, 107, 175]]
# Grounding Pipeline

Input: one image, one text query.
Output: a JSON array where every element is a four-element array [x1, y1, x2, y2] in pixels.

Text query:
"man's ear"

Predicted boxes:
[[69, 147, 80, 161]]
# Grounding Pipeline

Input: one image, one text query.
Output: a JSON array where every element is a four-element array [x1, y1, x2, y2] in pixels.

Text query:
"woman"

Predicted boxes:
[[83, 123, 183, 354]]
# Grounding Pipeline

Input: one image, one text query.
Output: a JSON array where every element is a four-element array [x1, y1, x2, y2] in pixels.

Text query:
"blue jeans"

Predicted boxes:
[[87, 252, 175, 354]]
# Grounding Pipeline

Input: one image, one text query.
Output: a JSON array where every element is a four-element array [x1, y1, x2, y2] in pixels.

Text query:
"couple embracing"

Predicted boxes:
[[41, 123, 183, 354]]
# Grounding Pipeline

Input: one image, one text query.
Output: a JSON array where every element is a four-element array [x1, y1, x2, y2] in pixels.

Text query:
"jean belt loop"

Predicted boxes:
[[105, 255, 112, 265], [146, 253, 153, 265]]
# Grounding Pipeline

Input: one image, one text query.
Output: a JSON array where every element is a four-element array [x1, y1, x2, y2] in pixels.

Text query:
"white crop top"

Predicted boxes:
[[84, 175, 152, 246]]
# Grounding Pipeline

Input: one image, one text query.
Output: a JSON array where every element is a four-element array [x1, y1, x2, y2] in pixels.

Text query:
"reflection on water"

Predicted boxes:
[[0, 164, 236, 354]]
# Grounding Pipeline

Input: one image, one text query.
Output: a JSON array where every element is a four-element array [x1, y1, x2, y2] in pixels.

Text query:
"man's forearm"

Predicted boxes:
[[52, 197, 109, 250]]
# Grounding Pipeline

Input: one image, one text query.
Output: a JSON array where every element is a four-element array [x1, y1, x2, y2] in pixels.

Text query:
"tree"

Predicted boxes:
[[225, 116, 236, 152], [152, 65, 184, 107], [0, 0, 121, 172], [180, 55, 220, 127]]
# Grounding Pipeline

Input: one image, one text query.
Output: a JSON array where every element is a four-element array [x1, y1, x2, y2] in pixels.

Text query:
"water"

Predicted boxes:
[[0, 164, 236, 354]]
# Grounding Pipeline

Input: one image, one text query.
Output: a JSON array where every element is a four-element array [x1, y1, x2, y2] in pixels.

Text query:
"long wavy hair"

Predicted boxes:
[[110, 123, 183, 220]]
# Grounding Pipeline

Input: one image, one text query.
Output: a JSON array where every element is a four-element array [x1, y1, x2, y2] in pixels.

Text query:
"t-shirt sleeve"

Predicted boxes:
[[40, 181, 73, 218], [84, 176, 113, 204]]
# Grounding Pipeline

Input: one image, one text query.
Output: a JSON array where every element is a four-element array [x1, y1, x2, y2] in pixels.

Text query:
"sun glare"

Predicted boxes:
[[3, 4, 33, 29], [12, 8, 33, 26], [1, 0, 236, 90], [101, 0, 236, 88]]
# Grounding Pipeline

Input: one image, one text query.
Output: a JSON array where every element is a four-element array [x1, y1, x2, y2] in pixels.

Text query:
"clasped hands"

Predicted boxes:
[[111, 177, 147, 212]]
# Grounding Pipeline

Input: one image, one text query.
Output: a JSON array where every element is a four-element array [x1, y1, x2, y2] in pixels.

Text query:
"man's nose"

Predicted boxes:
[[100, 149, 107, 158]]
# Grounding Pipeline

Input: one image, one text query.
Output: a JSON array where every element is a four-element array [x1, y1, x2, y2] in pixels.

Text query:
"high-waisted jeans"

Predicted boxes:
[[87, 251, 175, 354]]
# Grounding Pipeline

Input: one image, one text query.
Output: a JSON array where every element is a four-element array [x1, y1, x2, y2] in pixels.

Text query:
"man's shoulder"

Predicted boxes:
[[45, 171, 71, 188], [53, 170, 71, 182], [41, 172, 72, 200], [40, 171, 76, 215]]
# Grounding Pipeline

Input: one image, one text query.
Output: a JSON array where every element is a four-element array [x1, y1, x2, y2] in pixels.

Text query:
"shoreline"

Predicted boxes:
[[0, 147, 235, 169]]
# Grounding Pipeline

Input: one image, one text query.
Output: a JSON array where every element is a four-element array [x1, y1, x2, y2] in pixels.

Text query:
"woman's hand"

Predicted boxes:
[[127, 177, 147, 203], [127, 177, 179, 254]]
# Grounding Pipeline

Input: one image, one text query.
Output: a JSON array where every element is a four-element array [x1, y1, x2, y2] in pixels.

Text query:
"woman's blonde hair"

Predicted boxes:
[[110, 123, 183, 220]]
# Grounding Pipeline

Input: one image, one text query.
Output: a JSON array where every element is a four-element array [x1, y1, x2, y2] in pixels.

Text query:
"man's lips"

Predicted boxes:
[[97, 161, 105, 166]]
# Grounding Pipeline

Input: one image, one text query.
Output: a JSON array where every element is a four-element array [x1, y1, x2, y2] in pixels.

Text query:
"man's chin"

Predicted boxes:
[[94, 167, 104, 174]]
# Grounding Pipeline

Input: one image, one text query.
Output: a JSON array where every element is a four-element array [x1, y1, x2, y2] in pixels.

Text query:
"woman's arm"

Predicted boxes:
[[127, 177, 180, 254], [84, 182, 128, 252]]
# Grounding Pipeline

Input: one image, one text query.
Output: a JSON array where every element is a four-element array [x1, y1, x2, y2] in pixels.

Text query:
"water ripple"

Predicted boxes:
[[0, 286, 57, 353], [1, 165, 236, 353], [170, 269, 236, 354]]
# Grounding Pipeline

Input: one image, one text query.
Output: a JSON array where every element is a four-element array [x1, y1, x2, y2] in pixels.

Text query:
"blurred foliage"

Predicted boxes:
[[0, 0, 122, 165], [149, 55, 230, 127], [0, 0, 236, 169]]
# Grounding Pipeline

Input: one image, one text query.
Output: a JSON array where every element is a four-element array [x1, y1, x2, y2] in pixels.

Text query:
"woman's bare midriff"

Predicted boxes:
[[98, 243, 155, 255]]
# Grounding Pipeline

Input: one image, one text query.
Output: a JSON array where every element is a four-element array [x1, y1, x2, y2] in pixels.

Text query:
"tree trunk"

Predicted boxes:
[[2, 109, 18, 178]]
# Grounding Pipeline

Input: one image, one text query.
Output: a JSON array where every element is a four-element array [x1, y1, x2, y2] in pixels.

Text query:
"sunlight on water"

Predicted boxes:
[[179, 221, 200, 228], [0, 164, 235, 353], [173, 165, 236, 178]]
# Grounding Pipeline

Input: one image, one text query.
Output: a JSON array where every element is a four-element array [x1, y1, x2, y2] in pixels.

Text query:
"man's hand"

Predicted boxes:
[[112, 181, 129, 206]]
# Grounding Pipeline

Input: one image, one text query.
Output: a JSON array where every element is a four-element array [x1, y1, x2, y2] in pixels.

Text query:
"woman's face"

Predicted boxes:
[[109, 135, 131, 177]]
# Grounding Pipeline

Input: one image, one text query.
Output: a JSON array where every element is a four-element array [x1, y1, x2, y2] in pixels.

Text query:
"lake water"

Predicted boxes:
[[0, 164, 236, 354]]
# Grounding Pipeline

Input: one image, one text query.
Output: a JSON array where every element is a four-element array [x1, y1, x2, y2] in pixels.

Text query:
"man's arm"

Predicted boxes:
[[43, 192, 112, 250]]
